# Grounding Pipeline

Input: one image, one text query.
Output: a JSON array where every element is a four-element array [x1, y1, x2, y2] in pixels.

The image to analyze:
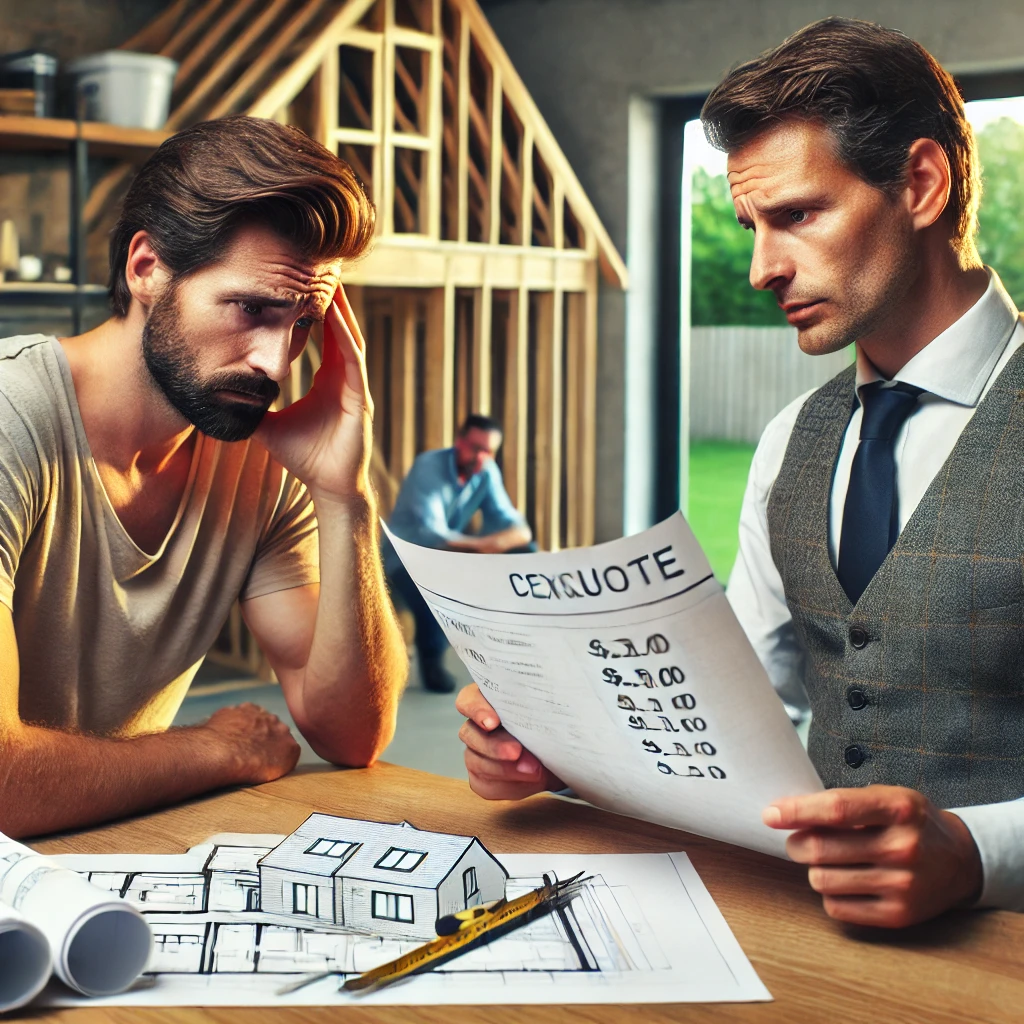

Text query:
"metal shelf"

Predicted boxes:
[[0, 116, 167, 331]]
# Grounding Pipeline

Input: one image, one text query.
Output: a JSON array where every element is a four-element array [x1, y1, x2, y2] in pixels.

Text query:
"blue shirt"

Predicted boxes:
[[384, 448, 525, 574]]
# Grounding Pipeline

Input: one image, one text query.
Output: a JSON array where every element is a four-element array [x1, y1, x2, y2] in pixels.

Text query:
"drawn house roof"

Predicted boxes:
[[205, 846, 272, 873], [258, 814, 507, 889]]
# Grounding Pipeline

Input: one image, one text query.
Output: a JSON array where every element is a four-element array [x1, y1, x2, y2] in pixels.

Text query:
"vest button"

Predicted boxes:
[[844, 744, 866, 768], [849, 626, 869, 649], [847, 687, 869, 710]]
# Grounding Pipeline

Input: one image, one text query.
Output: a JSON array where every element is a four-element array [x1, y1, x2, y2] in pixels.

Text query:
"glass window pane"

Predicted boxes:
[[339, 46, 375, 131], [397, 894, 414, 921], [463, 866, 478, 903], [376, 847, 427, 871], [338, 143, 374, 203], [306, 838, 357, 858], [394, 148, 427, 234], [394, 0, 431, 31], [394, 47, 430, 136], [371, 890, 414, 921]]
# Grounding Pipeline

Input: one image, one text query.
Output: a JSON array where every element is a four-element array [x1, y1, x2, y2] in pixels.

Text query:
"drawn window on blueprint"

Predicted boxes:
[[463, 866, 480, 906], [292, 883, 318, 916], [375, 847, 427, 872], [372, 891, 414, 922], [305, 839, 360, 861]]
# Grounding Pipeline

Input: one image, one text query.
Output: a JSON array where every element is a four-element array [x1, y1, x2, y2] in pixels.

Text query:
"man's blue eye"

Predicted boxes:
[[790, 210, 808, 223], [240, 302, 263, 316], [296, 318, 314, 330]]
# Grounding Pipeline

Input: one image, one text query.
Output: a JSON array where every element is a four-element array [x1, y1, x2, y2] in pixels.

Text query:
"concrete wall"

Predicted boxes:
[[479, 0, 1024, 539], [0, 1, 167, 61]]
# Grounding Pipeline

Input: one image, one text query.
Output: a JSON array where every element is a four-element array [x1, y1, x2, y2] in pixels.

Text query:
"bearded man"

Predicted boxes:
[[0, 115, 407, 837], [455, 19, 1024, 927]]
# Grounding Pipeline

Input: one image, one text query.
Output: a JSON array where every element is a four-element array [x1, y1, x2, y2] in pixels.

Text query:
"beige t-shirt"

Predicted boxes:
[[0, 334, 320, 736]]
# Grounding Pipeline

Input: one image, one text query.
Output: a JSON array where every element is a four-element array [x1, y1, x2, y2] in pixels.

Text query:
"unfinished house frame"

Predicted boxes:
[[99, 0, 627, 675]]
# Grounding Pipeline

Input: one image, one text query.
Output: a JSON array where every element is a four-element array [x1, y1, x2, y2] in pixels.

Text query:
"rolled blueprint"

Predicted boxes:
[[0, 904, 51, 1012], [0, 832, 153, 997]]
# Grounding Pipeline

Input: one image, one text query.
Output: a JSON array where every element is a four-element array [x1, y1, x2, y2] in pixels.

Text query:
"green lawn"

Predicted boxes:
[[688, 440, 757, 583]]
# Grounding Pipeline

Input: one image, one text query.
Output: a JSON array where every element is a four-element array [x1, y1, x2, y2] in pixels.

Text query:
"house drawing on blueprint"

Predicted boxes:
[[258, 814, 508, 939]]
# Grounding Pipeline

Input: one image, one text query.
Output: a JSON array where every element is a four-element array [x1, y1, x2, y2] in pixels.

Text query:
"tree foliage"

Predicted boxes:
[[689, 167, 788, 327], [975, 116, 1024, 309]]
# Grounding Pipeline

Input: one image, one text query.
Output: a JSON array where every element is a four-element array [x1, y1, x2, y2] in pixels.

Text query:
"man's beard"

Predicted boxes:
[[141, 287, 280, 442]]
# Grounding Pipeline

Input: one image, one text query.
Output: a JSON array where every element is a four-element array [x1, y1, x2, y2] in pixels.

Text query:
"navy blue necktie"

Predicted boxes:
[[837, 381, 924, 605]]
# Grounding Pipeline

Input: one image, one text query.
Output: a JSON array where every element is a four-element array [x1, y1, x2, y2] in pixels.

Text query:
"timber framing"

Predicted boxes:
[[100, 0, 625, 675]]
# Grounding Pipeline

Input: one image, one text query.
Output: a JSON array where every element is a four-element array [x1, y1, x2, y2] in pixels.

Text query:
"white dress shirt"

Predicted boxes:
[[727, 269, 1024, 911]]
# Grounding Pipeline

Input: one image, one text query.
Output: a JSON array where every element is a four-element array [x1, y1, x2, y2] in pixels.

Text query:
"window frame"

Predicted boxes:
[[374, 846, 428, 872], [463, 866, 480, 906], [371, 890, 415, 923], [292, 882, 318, 916], [305, 838, 360, 861]]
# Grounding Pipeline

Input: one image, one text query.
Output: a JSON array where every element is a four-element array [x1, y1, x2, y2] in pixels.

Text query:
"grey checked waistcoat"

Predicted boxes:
[[766, 347, 1024, 808]]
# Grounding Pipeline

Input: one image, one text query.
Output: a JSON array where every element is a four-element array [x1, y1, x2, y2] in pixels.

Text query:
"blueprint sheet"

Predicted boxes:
[[38, 833, 770, 1007]]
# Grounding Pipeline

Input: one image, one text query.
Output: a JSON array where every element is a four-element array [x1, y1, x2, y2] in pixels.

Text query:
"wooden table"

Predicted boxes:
[[23, 762, 1024, 1024]]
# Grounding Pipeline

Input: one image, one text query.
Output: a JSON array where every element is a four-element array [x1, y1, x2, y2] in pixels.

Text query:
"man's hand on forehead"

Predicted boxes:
[[252, 283, 374, 502]]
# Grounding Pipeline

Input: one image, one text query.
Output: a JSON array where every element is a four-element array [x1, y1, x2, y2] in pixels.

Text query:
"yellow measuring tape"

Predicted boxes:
[[343, 872, 589, 993]]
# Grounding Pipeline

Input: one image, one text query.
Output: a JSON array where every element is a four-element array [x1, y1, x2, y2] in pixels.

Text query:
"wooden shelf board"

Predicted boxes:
[[0, 282, 105, 291], [0, 283, 108, 302], [0, 116, 169, 157], [80, 121, 170, 158], [0, 115, 77, 150]]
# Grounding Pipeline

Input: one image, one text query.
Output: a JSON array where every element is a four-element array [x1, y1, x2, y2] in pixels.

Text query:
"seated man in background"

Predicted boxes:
[[0, 115, 408, 838], [385, 414, 533, 693]]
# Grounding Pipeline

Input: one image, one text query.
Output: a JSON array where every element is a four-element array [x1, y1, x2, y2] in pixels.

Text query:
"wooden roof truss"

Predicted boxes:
[[102, 0, 626, 291]]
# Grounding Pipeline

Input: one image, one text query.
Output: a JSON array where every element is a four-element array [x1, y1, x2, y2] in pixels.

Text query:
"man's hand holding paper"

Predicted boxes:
[[762, 786, 984, 927], [456, 682, 564, 800]]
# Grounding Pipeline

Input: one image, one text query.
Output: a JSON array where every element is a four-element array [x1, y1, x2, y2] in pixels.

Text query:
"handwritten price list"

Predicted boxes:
[[587, 633, 726, 780]]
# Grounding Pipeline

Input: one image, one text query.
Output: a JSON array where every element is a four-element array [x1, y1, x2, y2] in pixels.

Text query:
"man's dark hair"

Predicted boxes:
[[109, 115, 375, 316], [459, 413, 502, 436], [701, 18, 980, 264]]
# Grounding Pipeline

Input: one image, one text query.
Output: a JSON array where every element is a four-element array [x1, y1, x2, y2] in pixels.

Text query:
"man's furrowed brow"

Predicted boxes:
[[754, 197, 807, 217], [743, 189, 827, 219], [227, 294, 326, 320]]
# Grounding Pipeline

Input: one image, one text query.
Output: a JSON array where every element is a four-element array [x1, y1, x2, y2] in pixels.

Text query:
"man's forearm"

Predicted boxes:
[[0, 722, 239, 838], [446, 524, 532, 554], [298, 491, 407, 765]]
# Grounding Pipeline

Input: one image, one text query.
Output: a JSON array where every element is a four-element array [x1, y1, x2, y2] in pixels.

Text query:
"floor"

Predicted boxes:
[[174, 647, 472, 777]]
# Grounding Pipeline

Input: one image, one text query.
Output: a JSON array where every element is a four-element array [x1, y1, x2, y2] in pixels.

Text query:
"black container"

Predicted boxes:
[[0, 50, 58, 118]]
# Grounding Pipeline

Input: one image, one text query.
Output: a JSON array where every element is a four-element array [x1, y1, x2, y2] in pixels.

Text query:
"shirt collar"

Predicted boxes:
[[855, 267, 1020, 407]]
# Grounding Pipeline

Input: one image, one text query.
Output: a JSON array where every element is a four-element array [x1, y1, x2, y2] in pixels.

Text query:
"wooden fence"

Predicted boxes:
[[689, 326, 853, 444]]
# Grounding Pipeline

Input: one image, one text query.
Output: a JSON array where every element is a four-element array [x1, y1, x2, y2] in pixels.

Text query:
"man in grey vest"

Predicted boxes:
[[453, 18, 1024, 928]]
